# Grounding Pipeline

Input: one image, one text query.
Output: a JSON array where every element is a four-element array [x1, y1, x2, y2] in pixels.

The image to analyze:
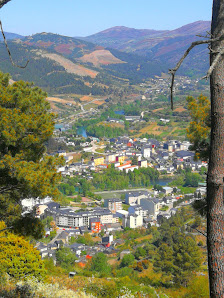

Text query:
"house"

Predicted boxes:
[[116, 161, 132, 171], [107, 117, 124, 124], [162, 187, 173, 195], [125, 116, 141, 122], [103, 223, 122, 233], [175, 150, 195, 161], [116, 155, 126, 164], [124, 165, 139, 173], [69, 243, 85, 256], [170, 208, 177, 216], [105, 154, 116, 163], [55, 230, 69, 244], [116, 209, 129, 219], [138, 160, 148, 168], [102, 235, 113, 246]]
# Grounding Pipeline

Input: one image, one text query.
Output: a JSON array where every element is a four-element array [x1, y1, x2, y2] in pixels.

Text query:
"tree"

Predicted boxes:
[[90, 252, 111, 275], [184, 172, 202, 187], [131, 155, 138, 166], [56, 247, 77, 270], [186, 95, 210, 161], [206, 2, 224, 296], [134, 247, 146, 260], [120, 253, 135, 268], [0, 221, 46, 279], [0, 72, 63, 229], [170, 2, 224, 295]]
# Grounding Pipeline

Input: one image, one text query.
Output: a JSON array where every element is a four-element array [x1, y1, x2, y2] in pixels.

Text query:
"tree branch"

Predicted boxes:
[[201, 49, 224, 80], [169, 35, 224, 110], [191, 226, 207, 237], [0, 20, 29, 68], [0, 0, 11, 9]]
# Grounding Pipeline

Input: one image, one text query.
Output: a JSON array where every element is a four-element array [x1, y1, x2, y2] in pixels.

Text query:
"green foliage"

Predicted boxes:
[[153, 212, 202, 287], [186, 95, 210, 161], [90, 252, 111, 275], [0, 221, 46, 280], [41, 216, 54, 229], [56, 247, 77, 270], [86, 124, 126, 139], [154, 183, 163, 191], [0, 72, 64, 230], [120, 254, 135, 268], [91, 167, 159, 191], [131, 155, 138, 166], [184, 172, 202, 187], [13, 214, 45, 239], [115, 267, 133, 277], [76, 233, 95, 246], [134, 247, 146, 260], [184, 276, 209, 297]]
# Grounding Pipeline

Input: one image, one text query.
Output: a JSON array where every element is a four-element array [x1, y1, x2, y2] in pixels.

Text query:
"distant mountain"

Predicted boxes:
[[0, 22, 211, 96], [0, 33, 167, 95], [81, 21, 211, 76], [0, 32, 24, 41], [82, 21, 211, 55]]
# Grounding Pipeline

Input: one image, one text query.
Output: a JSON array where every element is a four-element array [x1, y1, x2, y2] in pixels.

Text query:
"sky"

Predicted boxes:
[[0, 0, 213, 37]]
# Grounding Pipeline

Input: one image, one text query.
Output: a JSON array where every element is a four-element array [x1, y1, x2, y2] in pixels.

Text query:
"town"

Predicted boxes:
[[22, 132, 207, 266]]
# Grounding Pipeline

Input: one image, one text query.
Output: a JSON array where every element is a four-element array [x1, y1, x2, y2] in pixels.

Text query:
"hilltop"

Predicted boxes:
[[0, 21, 210, 97]]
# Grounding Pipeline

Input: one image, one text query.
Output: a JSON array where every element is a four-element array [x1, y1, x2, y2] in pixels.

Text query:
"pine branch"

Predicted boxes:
[[201, 48, 224, 80], [169, 34, 224, 110], [0, 0, 11, 9]]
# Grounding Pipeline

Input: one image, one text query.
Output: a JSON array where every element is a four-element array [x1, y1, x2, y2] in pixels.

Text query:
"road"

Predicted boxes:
[[94, 188, 151, 195], [84, 141, 106, 155]]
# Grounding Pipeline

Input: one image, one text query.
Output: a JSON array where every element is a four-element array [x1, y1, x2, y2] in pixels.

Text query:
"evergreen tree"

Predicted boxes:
[[0, 72, 63, 229], [0, 221, 46, 279]]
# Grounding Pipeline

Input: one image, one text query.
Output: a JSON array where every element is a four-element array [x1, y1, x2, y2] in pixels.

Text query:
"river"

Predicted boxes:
[[77, 126, 87, 138], [115, 110, 125, 115]]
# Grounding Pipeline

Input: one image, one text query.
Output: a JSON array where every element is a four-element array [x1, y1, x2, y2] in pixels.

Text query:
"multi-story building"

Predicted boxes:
[[141, 147, 151, 159], [89, 218, 101, 233], [140, 198, 160, 216], [116, 155, 126, 164], [51, 207, 113, 229], [93, 156, 105, 166], [105, 154, 116, 163], [104, 198, 122, 213], [125, 214, 143, 229], [125, 190, 149, 205]]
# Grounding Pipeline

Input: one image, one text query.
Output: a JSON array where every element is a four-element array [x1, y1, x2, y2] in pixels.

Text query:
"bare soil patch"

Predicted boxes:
[[79, 50, 124, 67], [37, 51, 98, 78], [80, 95, 93, 102], [174, 106, 186, 112]]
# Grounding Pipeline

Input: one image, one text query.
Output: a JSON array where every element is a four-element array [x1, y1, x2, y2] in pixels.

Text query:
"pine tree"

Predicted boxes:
[[0, 72, 63, 228], [0, 221, 46, 279]]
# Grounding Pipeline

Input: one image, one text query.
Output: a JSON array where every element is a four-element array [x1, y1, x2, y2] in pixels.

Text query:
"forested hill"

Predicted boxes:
[[82, 21, 211, 77], [0, 32, 170, 93], [0, 24, 210, 95]]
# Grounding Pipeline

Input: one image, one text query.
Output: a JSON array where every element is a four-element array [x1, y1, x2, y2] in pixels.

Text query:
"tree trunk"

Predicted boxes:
[[207, 1, 224, 297]]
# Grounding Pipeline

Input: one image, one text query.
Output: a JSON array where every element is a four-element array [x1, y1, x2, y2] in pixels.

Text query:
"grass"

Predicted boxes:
[[178, 186, 197, 194]]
